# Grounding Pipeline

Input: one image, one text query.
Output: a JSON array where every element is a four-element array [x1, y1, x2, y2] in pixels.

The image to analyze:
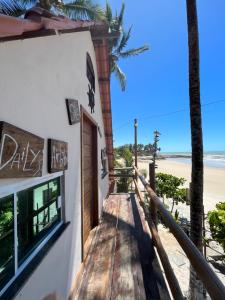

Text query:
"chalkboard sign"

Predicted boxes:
[[66, 99, 80, 125], [48, 139, 68, 173], [0, 122, 44, 178]]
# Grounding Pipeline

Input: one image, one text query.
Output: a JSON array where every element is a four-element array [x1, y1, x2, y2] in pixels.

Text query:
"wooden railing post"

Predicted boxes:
[[149, 163, 157, 227]]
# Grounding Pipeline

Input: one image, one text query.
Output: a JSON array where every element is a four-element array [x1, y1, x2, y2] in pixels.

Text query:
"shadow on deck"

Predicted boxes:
[[74, 193, 171, 300]]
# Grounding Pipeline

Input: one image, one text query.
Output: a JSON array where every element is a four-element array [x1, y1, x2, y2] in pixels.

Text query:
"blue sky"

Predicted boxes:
[[99, 0, 225, 152]]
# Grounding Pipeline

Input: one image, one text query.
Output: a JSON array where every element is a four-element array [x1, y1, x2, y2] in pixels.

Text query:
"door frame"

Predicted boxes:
[[80, 106, 99, 261]]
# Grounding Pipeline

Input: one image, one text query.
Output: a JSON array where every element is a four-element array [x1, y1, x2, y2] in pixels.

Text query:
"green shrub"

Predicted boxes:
[[156, 173, 187, 212], [208, 202, 225, 252], [114, 146, 133, 192]]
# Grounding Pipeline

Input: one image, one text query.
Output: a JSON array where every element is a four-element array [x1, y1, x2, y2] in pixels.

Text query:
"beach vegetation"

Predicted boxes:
[[156, 173, 187, 213], [208, 202, 225, 253], [114, 143, 155, 157], [114, 146, 133, 193]]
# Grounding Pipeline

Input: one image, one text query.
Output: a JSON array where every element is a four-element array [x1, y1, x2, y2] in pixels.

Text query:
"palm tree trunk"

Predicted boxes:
[[186, 0, 204, 298]]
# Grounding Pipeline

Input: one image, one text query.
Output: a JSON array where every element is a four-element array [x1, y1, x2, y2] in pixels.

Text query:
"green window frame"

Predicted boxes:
[[0, 175, 63, 296], [0, 194, 14, 290]]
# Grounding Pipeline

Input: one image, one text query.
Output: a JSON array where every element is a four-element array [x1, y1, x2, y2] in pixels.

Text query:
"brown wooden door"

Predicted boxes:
[[82, 113, 98, 247]]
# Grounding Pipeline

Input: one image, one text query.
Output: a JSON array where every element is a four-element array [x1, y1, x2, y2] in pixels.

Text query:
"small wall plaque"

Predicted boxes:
[[98, 126, 102, 138], [48, 139, 68, 173], [66, 99, 80, 125], [87, 84, 95, 113], [86, 53, 95, 114], [101, 148, 108, 179], [0, 122, 44, 178]]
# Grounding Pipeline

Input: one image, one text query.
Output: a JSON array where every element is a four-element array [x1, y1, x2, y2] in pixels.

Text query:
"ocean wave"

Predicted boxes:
[[204, 155, 225, 161]]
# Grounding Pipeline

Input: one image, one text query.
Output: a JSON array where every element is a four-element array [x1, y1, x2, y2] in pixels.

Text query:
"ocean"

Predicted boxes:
[[162, 151, 225, 169]]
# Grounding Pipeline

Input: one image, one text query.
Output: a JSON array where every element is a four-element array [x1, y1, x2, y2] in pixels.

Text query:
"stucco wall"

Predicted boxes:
[[0, 31, 109, 299]]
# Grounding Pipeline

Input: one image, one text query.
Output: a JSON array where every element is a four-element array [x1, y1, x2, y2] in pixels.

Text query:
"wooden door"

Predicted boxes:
[[81, 110, 98, 252]]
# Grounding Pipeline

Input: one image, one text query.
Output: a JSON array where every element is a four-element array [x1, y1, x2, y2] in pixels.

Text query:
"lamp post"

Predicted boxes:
[[152, 130, 161, 166], [149, 129, 161, 227], [149, 130, 161, 192]]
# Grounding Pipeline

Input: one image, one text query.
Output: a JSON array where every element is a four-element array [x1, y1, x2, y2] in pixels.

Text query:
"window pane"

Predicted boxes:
[[0, 195, 14, 289], [33, 184, 48, 211], [49, 178, 60, 200], [17, 178, 61, 266]]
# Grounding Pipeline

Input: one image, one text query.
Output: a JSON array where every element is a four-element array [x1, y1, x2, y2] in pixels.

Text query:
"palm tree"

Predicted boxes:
[[0, 0, 105, 20], [0, 0, 25, 16], [186, 0, 204, 298], [0, 1, 148, 90], [105, 2, 149, 91]]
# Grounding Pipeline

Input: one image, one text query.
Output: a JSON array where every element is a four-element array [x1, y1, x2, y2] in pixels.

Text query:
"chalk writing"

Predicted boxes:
[[0, 122, 44, 178], [48, 139, 68, 173]]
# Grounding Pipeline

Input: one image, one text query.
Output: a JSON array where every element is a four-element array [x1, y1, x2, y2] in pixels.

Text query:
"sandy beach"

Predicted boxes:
[[138, 157, 225, 213]]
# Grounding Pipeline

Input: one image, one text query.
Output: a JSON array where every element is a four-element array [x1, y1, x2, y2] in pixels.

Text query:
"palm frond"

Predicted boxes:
[[119, 45, 149, 58], [117, 2, 125, 30], [39, 0, 52, 10], [107, 2, 126, 51], [62, 0, 105, 20], [111, 61, 126, 91], [116, 26, 132, 53], [0, 0, 26, 17], [18, 0, 36, 5], [105, 1, 112, 25]]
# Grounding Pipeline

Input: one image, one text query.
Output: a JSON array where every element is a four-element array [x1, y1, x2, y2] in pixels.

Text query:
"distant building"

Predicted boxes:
[[0, 8, 114, 300]]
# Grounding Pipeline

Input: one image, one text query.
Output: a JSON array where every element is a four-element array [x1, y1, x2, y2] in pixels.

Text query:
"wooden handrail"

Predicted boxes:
[[114, 167, 134, 171], [134, 179, 183, 300], [134, 165, 225, 300], [109, 167, 134, 179], [109, 174, 134, 178]]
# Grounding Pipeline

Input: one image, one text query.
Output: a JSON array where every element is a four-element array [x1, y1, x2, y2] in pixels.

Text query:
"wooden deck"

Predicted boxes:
[[74, 193, 170, 300]]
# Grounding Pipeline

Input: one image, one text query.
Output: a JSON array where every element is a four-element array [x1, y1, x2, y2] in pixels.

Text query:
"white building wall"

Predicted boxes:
[[0, 31, 109, 299]]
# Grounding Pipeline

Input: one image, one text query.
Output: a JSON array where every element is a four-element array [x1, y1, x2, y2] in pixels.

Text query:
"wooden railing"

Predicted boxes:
[[109, 167, 134, 179], [133, 165, 225, 300]]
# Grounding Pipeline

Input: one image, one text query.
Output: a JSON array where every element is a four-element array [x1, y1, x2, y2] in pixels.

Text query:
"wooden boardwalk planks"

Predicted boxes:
[[130, 194, 171, 300], [110, 194, 146, 300], [74, 193, 170, 300], [76, 195, 119, 299]]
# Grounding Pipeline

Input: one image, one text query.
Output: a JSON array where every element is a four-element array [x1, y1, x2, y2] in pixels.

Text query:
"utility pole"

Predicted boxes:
[[134, 119, 138, 179]]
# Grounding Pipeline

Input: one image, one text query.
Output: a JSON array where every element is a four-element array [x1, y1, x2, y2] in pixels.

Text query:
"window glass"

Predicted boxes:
[[0, 195, 14, 288], [17, 178, 61, 266]]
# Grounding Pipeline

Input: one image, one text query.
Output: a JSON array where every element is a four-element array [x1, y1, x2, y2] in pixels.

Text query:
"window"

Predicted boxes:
[[0, 195, 14, 289], [0, 176, 63, 295]]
